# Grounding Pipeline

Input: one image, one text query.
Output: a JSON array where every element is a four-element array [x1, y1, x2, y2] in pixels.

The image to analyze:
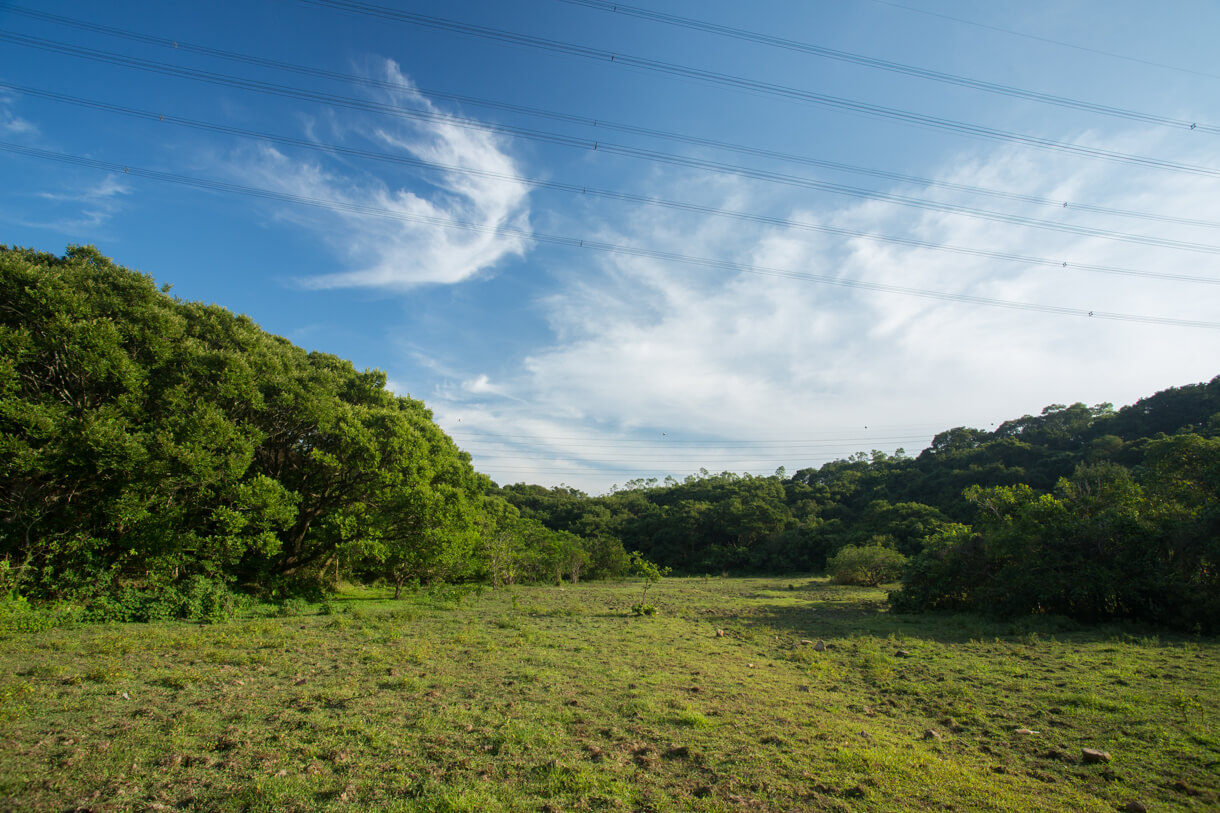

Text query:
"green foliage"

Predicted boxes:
[[0, 594, 71, 633], [275, 597, 311, 618], [826, 544, 906, 586], [892, 452, 1220, 630], [73, 576, 242, 624], [888, 524, 979, 613], [628, 551, 670, 609], [496, 375, 1219, 630], [1, 246, 486, 613], [6, 245, 1219, 633]]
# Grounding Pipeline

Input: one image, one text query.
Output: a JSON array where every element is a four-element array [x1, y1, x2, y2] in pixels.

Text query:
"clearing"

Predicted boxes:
[[1, 577, 1216, 811]]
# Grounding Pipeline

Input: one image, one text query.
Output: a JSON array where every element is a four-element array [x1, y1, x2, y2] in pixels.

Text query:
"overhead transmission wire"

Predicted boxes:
[[465, 452, 911, 463], [465, 452, 918, 461], [451, 431, 948, 445], [863, 0, 1220, 82], [7, 5, 1218, 232], [458, 432, 967, 467], [282, 0, 1220, 177], [7, 84, 1219, 287], [4, 35, 1220, 257], [9, 15, 1185, 476], [481, 465, 786, 478], [4, 141, 1218, 331], [457, 435, 939, 464], [459, 440, 933, 459], [560, 0, 1214, 133]]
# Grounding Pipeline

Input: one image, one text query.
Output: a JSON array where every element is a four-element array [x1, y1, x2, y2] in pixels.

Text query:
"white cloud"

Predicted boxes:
[[425, 131, 1220, 492], [0, 113, 35, 136], [0, 92, 36, 137], [236, 61, 531, 290], [20, 175, 131, 232], [35, 175, 131, 205], [462, 374, 516, 399]]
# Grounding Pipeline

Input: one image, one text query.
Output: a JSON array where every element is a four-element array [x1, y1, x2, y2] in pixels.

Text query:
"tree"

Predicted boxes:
[[0, 246, 486, 606], [476, 496, 522, 588], [628, 551, 670, 615], [0, 246, 294, 596]]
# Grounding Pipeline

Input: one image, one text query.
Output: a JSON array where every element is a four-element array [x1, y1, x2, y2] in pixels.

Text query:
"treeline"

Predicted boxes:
[[498, 385, 1219, 630], [3, 246, 1216, 630], [0, 246, 628, 620]]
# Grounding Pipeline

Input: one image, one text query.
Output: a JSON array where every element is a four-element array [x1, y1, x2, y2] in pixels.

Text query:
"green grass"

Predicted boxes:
[[1, 577, 1217, 811]]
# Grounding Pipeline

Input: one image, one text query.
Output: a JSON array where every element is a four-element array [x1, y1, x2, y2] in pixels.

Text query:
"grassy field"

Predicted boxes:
[[1, 577, 1216, 812]]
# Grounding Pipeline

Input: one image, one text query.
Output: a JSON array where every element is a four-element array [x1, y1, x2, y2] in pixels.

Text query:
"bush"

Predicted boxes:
[[827, 544, 907, 586], [275, 597, 311, 617], [180, 576, 240, 623], [0, 595, 69, 633], [888, 524, 981, 613], [72, 576, 242, 624]]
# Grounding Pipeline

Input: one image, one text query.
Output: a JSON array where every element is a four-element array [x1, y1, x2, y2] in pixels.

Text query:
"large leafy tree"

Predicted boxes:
[[351, 403, 486, 597], [0, 246, 485, 602], [0, 246, 288, 595]]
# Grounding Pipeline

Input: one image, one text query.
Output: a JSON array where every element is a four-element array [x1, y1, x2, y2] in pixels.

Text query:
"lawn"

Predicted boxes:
[[1, 577, 1216, 811]]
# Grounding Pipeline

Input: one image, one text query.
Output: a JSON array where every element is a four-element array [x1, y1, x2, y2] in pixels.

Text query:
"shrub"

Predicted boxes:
[[275, 597, 311, 618], [888, 524, 981, 613], [827, 544, 906, 586], [180, 576, 240, 623], [71, 576, 242, 624], [0, 595, 62, 633]]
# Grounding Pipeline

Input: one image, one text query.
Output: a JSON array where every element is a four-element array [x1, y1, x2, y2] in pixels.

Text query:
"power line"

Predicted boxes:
[[560, 0, 1214, 133], [9, 5, 1216, 231], [3, 38, 1218, 257], [7, 82, 1218, 285], [470, 451, 883, 458], [283, 0, 1220, 177], [3, 141, 1216, 330], [863, 0, 1220, 82], [462, 445, 928, 459], [451, 433, 931, 446], [488, 467, 781, 477], [599, 141, 1220, 256]]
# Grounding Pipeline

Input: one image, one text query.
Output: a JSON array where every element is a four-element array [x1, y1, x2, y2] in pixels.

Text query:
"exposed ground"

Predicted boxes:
[[1, 577, 1216, 811]]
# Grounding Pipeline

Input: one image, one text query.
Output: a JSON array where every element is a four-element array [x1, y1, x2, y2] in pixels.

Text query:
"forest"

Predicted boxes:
[[3, 245, 1217, 630]]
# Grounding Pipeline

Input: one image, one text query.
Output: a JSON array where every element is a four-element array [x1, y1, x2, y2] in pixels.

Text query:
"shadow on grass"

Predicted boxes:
[[731, 581, 1212, 645]]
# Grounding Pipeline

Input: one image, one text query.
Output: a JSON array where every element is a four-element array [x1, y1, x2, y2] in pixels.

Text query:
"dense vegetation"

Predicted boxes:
[[499, 394, 1219, 631], [2, 245, 1217, 631], [0, 246, 627, 622]]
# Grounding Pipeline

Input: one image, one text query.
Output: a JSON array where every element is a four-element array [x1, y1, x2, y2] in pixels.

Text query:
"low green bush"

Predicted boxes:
[[71, 576, 244, 624], [827, 544, 906, 587]]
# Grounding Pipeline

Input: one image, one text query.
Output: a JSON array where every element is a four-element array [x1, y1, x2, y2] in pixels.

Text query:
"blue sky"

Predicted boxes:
[[2, 0, 1219, 492]]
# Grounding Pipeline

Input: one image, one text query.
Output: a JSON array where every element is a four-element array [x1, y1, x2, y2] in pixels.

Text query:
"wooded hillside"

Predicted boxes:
[[3, 246, 1216, 629]]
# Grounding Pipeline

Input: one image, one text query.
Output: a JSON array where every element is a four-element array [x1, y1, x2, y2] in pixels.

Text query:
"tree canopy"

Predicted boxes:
[[3, 245, 1217, 630], [1, 246, 488, 604]]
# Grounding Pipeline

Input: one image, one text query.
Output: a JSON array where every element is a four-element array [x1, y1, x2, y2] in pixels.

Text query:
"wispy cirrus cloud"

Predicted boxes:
[[236, 60, 531, 290], [19, 175, 131, 233], [0, 91, 37, 137], [425, 130, 1220, 492]]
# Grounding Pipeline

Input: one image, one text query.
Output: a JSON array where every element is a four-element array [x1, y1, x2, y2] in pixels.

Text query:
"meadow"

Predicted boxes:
[[1, 577, 1216, 812]]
